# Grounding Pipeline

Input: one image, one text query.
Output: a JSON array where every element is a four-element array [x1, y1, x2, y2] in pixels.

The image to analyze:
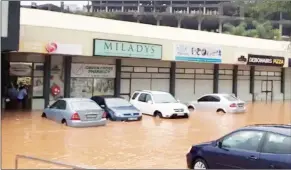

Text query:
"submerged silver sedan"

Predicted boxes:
[[42, 98, 107, 127]]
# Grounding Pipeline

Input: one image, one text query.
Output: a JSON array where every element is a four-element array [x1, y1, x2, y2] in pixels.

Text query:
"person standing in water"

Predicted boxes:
[[17, 84, 27, 110]]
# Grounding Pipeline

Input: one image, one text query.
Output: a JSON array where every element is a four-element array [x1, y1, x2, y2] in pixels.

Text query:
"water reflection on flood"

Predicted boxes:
[[2, 102, 291, 169]]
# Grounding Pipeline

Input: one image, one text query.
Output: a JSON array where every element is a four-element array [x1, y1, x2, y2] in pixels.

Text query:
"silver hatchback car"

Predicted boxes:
[[42, 98, 107, 127]]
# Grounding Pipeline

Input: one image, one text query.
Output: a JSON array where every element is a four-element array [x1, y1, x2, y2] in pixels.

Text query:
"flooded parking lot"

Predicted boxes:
[[2, 101, 291, 169]]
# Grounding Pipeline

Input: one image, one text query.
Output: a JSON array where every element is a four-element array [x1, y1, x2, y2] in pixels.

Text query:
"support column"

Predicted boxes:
[[170, 62, 176, 96], [281, 67, 285, 100], [43, 55, 51, 108], [250, 66, 255, 102], [155, 15, 162, 26], [177, 18, 182, 28], [218, 20, 223, 33], [197, 17, 204, 31], [213, 64, 219, 93], [114, 59, 121, 97], [176, 15, 184, 28], [64, 56, 72, 98], [232, 65, 238, 96]]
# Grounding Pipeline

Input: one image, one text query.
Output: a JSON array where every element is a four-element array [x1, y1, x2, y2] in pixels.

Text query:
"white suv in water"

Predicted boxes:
[[130, 90, 189, 118]]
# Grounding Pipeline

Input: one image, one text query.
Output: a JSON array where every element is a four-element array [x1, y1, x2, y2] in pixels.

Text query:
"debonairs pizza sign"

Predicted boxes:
[[71, 63, 116, 78]]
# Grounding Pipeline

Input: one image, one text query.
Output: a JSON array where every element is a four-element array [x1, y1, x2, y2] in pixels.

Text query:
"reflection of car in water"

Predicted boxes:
[[91, 96, 142, 121], [186, 124, 291, 169], [187, 93, 246, 113], [42, 98, 107, 127]]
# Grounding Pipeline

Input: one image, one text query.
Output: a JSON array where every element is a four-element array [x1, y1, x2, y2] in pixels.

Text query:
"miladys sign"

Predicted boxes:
[[93, 39, 162, 59], [71, 63, 116, 78]]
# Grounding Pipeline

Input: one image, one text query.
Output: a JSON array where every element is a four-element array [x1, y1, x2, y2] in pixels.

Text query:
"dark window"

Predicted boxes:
[[221, 130, 264, 152], [208, 95, 221, 102], [138, 93, 147, 102], [49, 100, 61, 109], [262, 133, 291, 154], [131, 92, 139, 100], [49, 100, 66, 110], [198, 96, 210, 102], [145, 94, 152, 102], [58, 100, 66, 110]]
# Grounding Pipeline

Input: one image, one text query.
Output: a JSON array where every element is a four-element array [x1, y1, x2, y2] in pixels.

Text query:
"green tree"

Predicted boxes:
[[244, 0, 291, 20], [223, 20, 281, 40]]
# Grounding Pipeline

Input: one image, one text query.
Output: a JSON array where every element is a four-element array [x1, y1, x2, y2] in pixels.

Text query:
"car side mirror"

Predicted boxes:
[[100, 105, 105, 108], [47, 104, 50, 108], [177, 99, 181, 103], [147, 100, 153, 104], [217, 141, 222, 148]]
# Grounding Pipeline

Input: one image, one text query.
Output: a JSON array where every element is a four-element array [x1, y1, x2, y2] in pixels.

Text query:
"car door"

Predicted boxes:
[[211, 130, 264, 169], [136, 93, 148, 114], [46, 100, 61, 120], [130, 92, 140, 109], [206, 95, 221, 112], [258, 133, 291, 169], [196, 96, 210, 111], [53, 100, 68, 123], [144, 93, 154, 115]]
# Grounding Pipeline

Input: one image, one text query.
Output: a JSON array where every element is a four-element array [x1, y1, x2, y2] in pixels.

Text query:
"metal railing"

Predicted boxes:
[[15, 154, 94, 169]]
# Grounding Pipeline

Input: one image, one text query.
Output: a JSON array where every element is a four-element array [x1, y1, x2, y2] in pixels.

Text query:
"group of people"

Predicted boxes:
[[6, 82, 28, 110]]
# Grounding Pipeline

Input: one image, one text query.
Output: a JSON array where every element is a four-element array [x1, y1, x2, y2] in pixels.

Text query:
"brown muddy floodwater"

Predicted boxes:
[[2, 102, 291, 169]]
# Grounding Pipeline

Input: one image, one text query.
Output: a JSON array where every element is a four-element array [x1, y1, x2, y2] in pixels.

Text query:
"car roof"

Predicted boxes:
[[241, 124, 291, 136], [61, 98, 93, 102], [134, 90, 170, 94], [202, 93, 232, 97]]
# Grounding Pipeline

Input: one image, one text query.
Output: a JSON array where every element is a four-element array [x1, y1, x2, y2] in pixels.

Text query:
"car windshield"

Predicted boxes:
[[105, 98, 132, 107], [153, 93, 178, 103], [224, 94, 239, 102], [71, 101, 101, 110]]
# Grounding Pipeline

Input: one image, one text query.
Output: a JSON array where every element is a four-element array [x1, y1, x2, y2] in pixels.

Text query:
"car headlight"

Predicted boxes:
[[188, 146, 192, 153]]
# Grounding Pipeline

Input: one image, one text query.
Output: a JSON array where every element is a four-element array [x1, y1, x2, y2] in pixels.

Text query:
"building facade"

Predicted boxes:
[[6, 8, 291, 111], [1, 1, 21, 109]]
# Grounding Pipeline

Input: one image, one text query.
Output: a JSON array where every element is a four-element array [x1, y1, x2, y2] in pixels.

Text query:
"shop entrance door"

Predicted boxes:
[[9, 76, 33, 110], [261, 80, 273, 102], [7, 62, 33, 111]]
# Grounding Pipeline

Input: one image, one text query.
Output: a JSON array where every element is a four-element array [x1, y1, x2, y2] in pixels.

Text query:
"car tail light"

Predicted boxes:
[[230, 103, 237, 108], [71, 112, 80, 120], [102, 112, 107, 118]]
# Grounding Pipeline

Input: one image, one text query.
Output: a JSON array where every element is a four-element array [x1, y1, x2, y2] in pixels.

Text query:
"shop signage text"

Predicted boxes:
[[247, 54, 285, 67], [93, 39, 162, 59], [71, 63, 116, 78], [174, 44, 222, 63]]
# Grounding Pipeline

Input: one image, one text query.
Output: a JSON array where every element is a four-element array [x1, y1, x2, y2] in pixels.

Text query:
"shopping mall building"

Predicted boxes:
[[3, 8, 291, 110]]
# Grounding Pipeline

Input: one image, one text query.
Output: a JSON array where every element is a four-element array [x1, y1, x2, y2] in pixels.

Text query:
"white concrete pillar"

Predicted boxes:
[[219, 21, 223, 33], [177, 19, 182, 28], [105, 6, 108, 12], [157, 19, 160, 26]]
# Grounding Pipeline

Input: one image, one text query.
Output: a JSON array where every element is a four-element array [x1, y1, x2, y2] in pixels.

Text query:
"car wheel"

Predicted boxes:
[[41, 113, 47, 118], [62, 119, 67, 126], [154, 111, 163, 118], [184, 114, 189, 118], [188, 106, 195, 112], [193, 158, 208, 169], [216, 109, 226, 114]]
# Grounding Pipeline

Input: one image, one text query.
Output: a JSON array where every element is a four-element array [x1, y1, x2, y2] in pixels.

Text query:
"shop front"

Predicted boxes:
[[173, 43, 222, 102], [236, 54, 285, 101], [92, 39, 165, 100]]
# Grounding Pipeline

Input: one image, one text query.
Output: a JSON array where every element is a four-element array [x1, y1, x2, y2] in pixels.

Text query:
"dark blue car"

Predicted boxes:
[[186, 124, 291, 169], [91, 96, 142, 121]]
